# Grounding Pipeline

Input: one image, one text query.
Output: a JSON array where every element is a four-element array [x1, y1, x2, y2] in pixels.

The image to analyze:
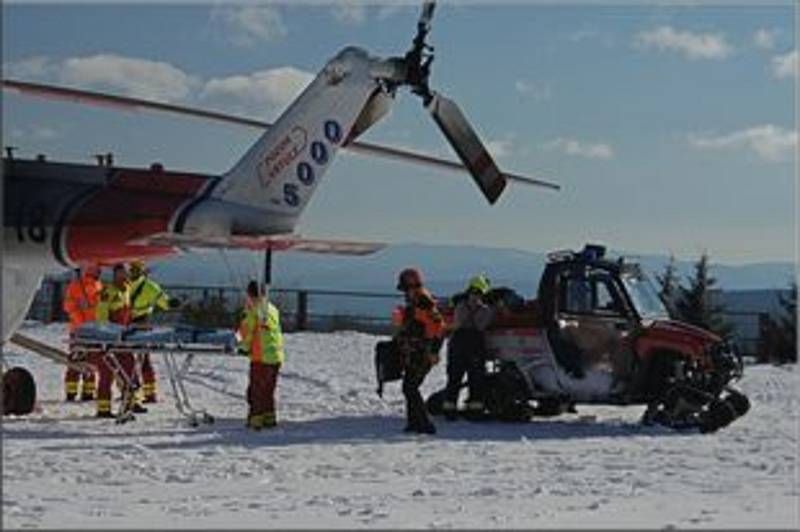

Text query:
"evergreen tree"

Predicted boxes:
[[180, 294, 236, 329], [760, 281, 797, 363], [674, 251, 732, 337], [656, 254, 680, 315]]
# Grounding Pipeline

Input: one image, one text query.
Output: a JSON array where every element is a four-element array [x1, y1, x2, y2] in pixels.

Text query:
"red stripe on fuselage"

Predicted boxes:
[[64, 169, 209, 265]]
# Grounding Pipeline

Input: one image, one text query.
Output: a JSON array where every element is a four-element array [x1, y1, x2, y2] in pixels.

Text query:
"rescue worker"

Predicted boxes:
[[238, 280, 285, 430], [443, 275, 494, 421], [95, 263, 139, 418], [394, 267, 444, 434], [128, 259, 180, 403], [62, 265, 102, 401]]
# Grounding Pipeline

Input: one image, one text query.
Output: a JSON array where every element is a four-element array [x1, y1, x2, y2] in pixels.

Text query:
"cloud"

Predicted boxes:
[[8, 125, 59, 141], [753, 28, 779, 50], [771, 50, 797, 80], [3, 56, 58, 79], [5, 54, 197, 102], [688, 124, 796, 162], [211, 5, 287, 47], [377, 5, 407, 20], [565, 29, 614, 47], [5, 53, 314, 118], [634, 26, 733, 60], [541, 137, 614, 160], [568, 30, 600, 43], [31, 125, 57, 140], [60, 54, 199, 101], [514, 80, 552, 102], [201, 67, 314, 118], [332, 2, 367, 25], [486, 137, 514, 158]]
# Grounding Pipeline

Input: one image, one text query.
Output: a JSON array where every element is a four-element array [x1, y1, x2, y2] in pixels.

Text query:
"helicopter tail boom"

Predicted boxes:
[[208, 48, 394, 235]]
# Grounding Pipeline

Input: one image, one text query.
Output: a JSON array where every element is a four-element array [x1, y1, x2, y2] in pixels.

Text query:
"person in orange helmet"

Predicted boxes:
[[393, 267, 444, 435], [62, 264, 102, 401]]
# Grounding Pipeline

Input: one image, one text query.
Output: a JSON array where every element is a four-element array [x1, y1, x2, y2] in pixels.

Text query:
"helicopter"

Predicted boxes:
[[2, 0, 559, 346]]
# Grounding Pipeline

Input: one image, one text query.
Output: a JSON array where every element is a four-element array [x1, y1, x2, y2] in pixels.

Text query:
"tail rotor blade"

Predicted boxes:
[[419, 0, 436, 29], [427, 92, 507, 204]]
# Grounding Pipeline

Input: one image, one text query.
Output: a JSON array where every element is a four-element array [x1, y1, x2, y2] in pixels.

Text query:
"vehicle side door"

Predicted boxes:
[[554, 269, 635, 374]]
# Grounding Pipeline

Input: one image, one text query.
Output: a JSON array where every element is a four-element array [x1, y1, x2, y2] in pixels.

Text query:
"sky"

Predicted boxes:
[[2, 1, 797, 265]]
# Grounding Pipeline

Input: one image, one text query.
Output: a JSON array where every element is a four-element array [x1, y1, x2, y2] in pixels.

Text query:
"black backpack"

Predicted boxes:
[[374, 339, 404, 397], [486, 287, 526, 311]]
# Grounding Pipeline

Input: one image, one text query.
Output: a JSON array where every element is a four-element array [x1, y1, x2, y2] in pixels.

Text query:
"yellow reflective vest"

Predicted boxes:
[[130, 276, 169, 320], [238, 298, 284, 365], [97, 282, 132, 325]]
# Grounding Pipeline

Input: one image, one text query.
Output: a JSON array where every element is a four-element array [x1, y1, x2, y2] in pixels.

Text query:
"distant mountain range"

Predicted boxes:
[[146, 242, 795, 296]]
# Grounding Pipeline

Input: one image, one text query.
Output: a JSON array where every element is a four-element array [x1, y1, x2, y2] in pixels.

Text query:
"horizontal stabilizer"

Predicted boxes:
[[129, 232, 385, 256]]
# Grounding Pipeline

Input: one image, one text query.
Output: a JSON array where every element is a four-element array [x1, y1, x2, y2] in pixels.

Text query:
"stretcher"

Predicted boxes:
[[69, 322, 239, 426]]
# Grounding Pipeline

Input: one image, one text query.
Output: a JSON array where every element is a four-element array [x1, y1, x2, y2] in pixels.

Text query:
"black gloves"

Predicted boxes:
[[168, 297, 182, 309]]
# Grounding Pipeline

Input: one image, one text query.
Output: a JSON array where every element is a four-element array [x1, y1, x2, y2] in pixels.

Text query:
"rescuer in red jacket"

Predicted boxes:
[[62, 264, 102, 401]]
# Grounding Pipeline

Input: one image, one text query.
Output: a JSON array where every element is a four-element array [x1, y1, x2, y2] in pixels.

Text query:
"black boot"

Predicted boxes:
[[417, 421, 436, 434]]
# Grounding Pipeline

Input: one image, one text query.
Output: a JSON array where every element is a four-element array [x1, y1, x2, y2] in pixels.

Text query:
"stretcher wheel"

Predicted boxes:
[[3, 367, 37, 416]]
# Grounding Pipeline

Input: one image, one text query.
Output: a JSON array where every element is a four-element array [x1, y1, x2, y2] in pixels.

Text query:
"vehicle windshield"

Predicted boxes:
[[621, 273, 669, 320]]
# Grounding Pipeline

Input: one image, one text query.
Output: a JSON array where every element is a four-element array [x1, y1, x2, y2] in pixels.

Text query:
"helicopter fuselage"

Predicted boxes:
[[3, 157, 222, 340]]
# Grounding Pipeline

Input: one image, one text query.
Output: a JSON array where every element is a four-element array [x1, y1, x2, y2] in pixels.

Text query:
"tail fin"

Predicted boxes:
[[212, 48, 391, 229]]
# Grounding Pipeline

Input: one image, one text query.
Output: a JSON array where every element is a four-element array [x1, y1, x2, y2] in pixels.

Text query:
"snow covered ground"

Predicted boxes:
[[3, 322, 798, 529]]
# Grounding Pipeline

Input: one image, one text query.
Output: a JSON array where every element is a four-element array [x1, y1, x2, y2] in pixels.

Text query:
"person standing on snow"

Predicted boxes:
[[63, 264, 103, 402], [394, 268, 444, 434], [443, 275, 494, 421], [128, 260, 180, 403], [238, 280, 285, 430], [95, 263, 140, 418]]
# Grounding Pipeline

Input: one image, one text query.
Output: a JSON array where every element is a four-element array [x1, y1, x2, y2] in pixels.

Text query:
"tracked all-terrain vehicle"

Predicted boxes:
[[420, 244, 750, 432]]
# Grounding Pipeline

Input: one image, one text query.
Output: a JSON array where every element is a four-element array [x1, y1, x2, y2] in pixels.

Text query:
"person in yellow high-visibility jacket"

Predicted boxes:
[[128, 260, 180, 403], [238, 280, 285, 430], [94, 263, 139, 418]]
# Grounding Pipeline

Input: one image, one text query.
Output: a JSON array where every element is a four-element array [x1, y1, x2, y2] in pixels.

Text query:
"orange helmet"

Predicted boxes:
[[397, 267, 424, 291]]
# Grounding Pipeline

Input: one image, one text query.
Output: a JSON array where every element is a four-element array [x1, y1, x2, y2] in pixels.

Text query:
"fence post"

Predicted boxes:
[[757, 312, 770, 361], [296, 291, 308, 331], [49, 280, 64, 323]]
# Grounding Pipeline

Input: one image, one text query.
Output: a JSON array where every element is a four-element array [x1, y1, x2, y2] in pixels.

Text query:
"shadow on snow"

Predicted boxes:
[[4, 413, 692, 452]]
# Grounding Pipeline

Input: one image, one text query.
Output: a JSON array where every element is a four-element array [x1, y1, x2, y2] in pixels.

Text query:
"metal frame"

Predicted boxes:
[[69, 340, 230, 426]]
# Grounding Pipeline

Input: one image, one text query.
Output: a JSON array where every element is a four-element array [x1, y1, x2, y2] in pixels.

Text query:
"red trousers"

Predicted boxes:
[[248, 363, 280, 416], [90, 352, 135, 413], [64, 366, 96, 397], [138, 353, 157, 399]]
